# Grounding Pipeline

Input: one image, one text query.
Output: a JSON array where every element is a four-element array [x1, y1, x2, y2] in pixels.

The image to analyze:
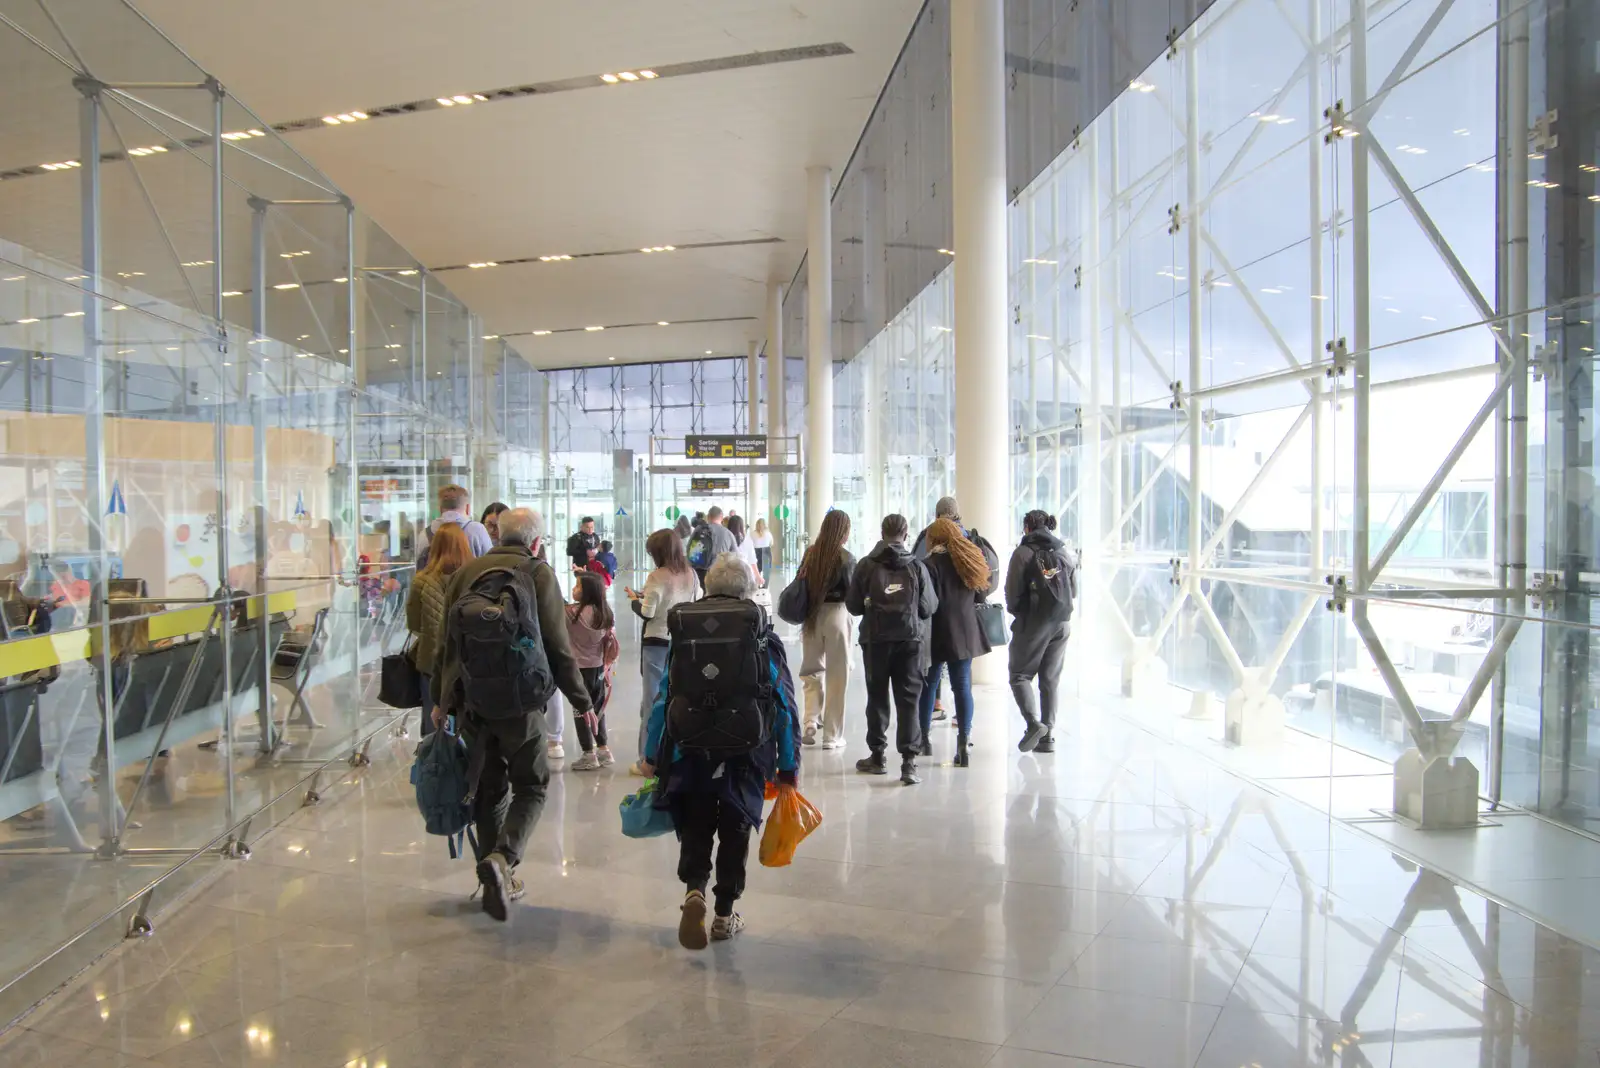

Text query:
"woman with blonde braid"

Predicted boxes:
[[917, 517, 999, 766], [797, 510, 855, 748]]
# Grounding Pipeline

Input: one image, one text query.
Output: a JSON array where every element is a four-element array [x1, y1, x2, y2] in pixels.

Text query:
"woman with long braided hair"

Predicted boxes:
[[797, 509, 855, 748], [918, 518, 999, 766]]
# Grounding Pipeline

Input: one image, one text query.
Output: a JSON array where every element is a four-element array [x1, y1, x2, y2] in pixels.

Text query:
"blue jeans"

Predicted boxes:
[[920, 659, 974, 737], [638, 641, 669, 761]]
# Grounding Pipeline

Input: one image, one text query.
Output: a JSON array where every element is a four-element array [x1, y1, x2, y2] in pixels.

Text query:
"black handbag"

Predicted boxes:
[[379, 639, 424, 708], [976, 600, 1009, 647], [776, 572, 811, 626]]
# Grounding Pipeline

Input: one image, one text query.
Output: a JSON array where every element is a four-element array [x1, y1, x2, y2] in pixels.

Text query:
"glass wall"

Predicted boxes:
[[0, 0, 599, 1020], [818, 0, 1598, 842]]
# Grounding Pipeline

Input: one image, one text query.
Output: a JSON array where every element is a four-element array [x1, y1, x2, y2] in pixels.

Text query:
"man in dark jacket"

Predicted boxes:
[[846, 514, 937, 785], [433, 507, 594, 921], [1004, 510, 1077, 753], [566, 517, 600, 574]]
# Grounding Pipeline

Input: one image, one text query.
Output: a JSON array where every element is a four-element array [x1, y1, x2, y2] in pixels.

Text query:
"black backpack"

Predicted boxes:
[[686, 523, 716, 570], [451, 560, 555, 718], [863, 559, 921, 643], [665, 597, 774, 757], [1025, 544, 1076, 624]]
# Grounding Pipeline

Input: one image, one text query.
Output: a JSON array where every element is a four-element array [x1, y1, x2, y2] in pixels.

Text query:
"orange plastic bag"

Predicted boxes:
[[758, 785, 822, 867], [763, 780, 779, 801]]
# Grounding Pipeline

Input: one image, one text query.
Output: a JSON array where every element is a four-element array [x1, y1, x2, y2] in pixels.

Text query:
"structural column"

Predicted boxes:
[[747, 338, 761, 523], [805, 166, 834, 538], [765, 281, 787, 561], [951, 0, 1010, 556]]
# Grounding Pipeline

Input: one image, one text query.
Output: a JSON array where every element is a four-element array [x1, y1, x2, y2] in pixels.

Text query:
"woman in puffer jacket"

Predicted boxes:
[[404, 522, 471, 736]]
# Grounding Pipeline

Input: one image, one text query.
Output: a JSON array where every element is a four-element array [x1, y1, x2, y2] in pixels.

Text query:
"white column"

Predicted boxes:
[[806, 165, 834, 538], [951, 0, 1010, 553], [766, 281, 787, 558], [747, 338, 761, 522]]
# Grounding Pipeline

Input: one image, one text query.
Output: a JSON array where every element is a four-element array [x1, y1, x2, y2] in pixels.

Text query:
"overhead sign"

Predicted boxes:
[[691, 477, 733, 493], [685, 435, 767, 460]]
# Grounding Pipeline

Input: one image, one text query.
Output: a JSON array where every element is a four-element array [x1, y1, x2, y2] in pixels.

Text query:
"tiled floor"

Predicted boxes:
[[5, 634, 1600, 1067]]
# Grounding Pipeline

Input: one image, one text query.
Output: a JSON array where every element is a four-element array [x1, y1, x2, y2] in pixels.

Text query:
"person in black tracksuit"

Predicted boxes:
[[1005, 510, 1077, 753], [846, 514, 937, 785]]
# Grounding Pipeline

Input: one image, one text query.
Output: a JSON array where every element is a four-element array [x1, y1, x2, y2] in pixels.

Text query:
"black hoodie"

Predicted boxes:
[[845, 539, 937, 645], [1005, 528, 1077, 627]]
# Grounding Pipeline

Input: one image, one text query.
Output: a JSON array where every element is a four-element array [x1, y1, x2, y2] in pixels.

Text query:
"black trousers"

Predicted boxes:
[[673, 792, 751, 916], [864, 640, 926, 758], [465, 711, 551, 868], [574, 666, 609, 750]]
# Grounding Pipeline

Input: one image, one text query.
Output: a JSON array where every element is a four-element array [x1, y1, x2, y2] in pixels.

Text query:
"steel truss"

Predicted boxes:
[[1010, 0, 1544, 823]]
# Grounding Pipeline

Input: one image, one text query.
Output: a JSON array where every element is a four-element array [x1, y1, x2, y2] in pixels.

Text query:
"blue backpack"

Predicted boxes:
[[410, 726, 477, 859]]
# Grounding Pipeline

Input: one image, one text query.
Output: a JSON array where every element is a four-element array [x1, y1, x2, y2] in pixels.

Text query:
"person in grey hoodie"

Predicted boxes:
[[846, 514, 937, 785], [1004, 510, 1077, 753]]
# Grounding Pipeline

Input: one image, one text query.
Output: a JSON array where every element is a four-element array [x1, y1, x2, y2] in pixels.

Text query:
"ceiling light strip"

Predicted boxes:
[[501, 315, 757, 338], [429, 236, 781, 273]]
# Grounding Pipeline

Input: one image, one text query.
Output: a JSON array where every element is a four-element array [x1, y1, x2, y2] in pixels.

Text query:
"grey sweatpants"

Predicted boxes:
[[1009, 621, 1071, 729], [463, 710, 551, 867]]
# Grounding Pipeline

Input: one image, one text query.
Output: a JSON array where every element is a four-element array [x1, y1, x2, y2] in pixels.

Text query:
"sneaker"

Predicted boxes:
[[1034, 734, 1056, 754], [570, 751, 601, 772], [802, 728, 818, 746], [476, 852, 513, 922], [856, 752, 887, 775], [900, 758, 921, 786], [820, 738, 846, 750], [507, 873, 526, 902], [627, 759, 649, 777], [596, 746, 616, 767], [710, 913, 746, 941], [547, 741, 566, 761], [679, 889, 709, 951], [919, 740, 933, 758], [1018, 721, 1048, 753]]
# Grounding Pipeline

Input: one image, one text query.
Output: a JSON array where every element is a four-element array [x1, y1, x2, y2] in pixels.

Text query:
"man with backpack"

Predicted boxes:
[[566, 516, 600, 575], [641, 553, 801, 949], [846, 514, 937, 785], [1004, 509, 1077, 753], [432, 507, 594, 921], [685, 505, 737, 584], [417, 484, 493, 568]]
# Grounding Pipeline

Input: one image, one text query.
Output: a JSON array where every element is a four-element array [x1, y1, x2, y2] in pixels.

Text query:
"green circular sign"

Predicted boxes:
[[772, 504, 791, 521], [664, 505, 682, 521]]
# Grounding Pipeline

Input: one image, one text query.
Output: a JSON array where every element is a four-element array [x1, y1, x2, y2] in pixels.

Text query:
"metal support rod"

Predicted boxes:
[[1307, 0, 1326, 579], [209, 80, 238, 835], [249, 197, 274, 753], [77, 76, 120, 848], [1351, 0, 1372, 594], [1185, 26, 1204, 590], [345, 203, 361, 691]]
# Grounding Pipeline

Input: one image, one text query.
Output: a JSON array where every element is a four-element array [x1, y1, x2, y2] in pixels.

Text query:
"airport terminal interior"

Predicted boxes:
[[0, 0, 1597, 1064]]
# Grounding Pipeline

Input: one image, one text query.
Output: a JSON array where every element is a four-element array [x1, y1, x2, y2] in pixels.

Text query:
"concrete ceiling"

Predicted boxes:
[[130, 0, 924, 369]]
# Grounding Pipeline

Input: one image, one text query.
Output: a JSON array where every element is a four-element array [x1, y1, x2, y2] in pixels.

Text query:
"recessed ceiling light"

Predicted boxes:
[[618, 71, 639, 81], [468, 262, 498, 269], [657, 321, 669, 326], [640, 70, 658, 79], [16, 318, 38, 324], [384, 343, 402, 349], [273, 282, 300, 290], [532, 330, 552, 336], [938, 248, 954, 256], [337, 113, 356, 122], [483, 334, 499, 340], [2, 276, 22, 282], [111, 304, 127, 310], [539, 254, 572, 262], [398, 269, 418, 276], [705, 350, 713, 355], [601, 74, 620, 84], [64, 310, 83, 317], [322, 116, 341, 124], [609, 356, 616, 361], [221, 290, 242, 297], [452, 95, 472, 104], [585, 325, 604, 331]]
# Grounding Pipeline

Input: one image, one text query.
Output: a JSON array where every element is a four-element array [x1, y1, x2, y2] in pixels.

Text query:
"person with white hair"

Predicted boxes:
[[642, 553, 802, 949], [433, 506, 594, 921]]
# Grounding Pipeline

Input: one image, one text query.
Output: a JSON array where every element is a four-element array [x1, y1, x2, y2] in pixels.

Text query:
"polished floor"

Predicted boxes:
[[4, 636, 1599, 1067]]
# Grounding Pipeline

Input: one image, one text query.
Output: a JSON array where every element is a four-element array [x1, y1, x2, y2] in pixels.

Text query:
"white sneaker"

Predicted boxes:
[[710, 913, 745, 941], [570, 751, 601, 772], [596, 746, 615, 767], [802, 728, 817, 746], [820, 738, 846, 750], [547, 741, 566, 761]]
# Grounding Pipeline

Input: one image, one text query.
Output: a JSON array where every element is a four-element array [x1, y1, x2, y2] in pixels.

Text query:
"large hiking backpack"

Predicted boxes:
[[864, 560, 921, 643], [686, 523, 716, 570], [410, 727, 476, 859], [451, 561, 555, 718], [1025, 544, 1076, 624], [665, 597, 774, 756]]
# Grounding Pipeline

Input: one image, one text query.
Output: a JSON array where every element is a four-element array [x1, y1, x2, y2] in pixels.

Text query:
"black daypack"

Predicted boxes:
[[864, 559, 921, 642], [665, 597, 774, 757], [1025, 544, 1076, 624], [451, 561, 555, 718]]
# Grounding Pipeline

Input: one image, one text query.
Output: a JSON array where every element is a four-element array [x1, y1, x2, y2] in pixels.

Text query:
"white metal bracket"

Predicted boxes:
[[1529, 571, 1562, 611], [1531, 342, 1558, 382], [1167, 204, 1183, 234], [1325, 575, 1349, 613], [1323, 101, 1355, 143], [1531, 109, 1559, 152], [1168, 379, 1185, 410], [1169, 557, 1183, 587], [1325, 337, 1351, 378]]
